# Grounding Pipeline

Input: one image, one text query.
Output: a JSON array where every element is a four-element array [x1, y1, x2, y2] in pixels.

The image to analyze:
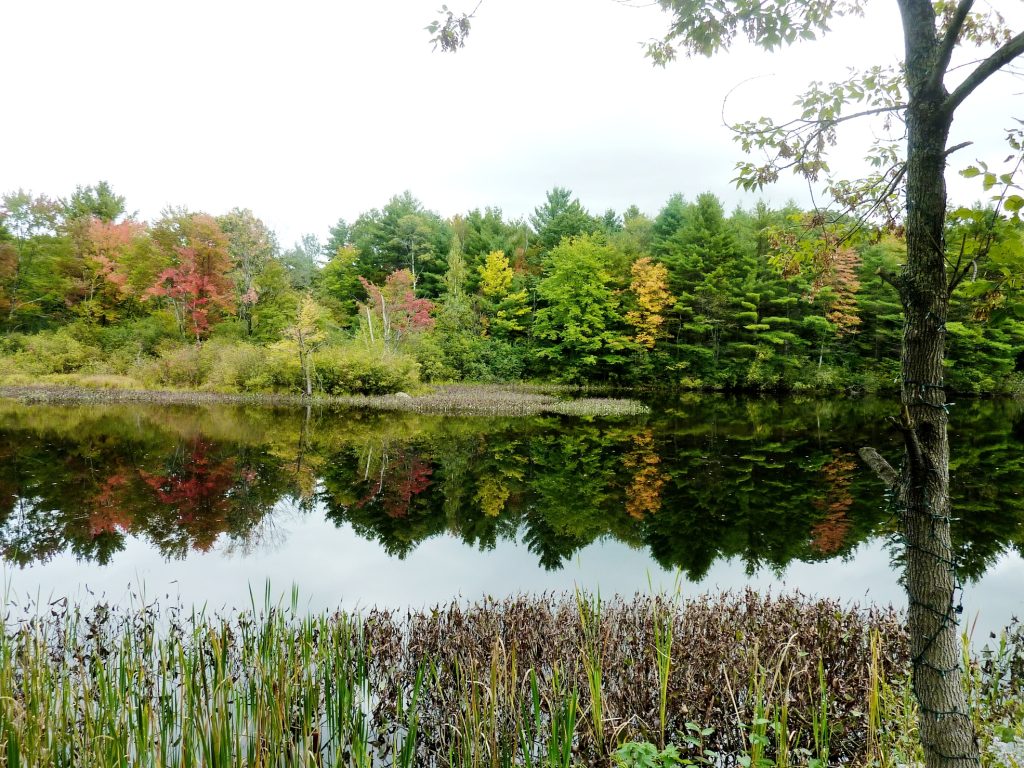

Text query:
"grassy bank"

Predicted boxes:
[[2, 589, 1020, 767], [0, 383, 649, 418]]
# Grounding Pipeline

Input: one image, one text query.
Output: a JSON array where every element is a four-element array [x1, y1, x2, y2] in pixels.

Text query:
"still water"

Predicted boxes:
[[1, 395, 1021, 638]]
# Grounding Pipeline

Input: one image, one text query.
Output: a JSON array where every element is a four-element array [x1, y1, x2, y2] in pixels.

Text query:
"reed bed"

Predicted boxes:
[[0, 384, 648, 418], [0, 589, 933, 767]]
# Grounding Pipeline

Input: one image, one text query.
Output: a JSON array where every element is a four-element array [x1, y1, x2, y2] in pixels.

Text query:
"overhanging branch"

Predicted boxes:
[[945, 30, 1024, 114], [859, 447, 898, 488]]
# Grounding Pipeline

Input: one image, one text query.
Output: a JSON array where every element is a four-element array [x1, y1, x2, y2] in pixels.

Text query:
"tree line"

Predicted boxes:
[[2, 182, 1021, 394]]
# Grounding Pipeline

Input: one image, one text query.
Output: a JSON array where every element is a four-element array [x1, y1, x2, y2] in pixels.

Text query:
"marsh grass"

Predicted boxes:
[[0, 589, 928, 767], [0, 383, 649, 418]]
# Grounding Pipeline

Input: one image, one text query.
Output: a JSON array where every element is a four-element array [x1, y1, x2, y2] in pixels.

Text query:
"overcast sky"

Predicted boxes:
[[2, 0, 1021, 246]]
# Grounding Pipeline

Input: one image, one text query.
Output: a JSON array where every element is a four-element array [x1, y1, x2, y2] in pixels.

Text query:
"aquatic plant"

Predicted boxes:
[[0, 589, 919, 767]]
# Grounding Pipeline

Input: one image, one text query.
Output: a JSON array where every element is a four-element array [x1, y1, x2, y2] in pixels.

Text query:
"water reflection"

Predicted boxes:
[[1, 396, 1022, 585]]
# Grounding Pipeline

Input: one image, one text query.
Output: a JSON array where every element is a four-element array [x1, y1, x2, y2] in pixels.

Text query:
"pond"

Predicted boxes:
[[1, 394, 1021, 639]]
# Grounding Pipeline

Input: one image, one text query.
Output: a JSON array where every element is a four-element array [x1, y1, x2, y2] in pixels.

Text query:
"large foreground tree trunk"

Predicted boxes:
[[877, 3, 980, 765], [898, 109, 979, 768]]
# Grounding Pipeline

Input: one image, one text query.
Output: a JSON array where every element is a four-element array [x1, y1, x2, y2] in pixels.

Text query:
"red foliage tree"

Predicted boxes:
[[146, 214, 234, 340], [358, 269, 434, 348], [87, 472, 134, 536]]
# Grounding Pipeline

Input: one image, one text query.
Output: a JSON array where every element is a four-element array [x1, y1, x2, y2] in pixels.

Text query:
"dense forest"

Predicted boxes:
[[2, 182, 1022, 394]]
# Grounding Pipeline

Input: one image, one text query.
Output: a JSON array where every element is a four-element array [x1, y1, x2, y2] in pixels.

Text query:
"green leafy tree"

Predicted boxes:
[[249, 258, 297, 342], [533, 234, 630, 381], [477, 250, 529, 340], [451, 207, 530, 293], [62, 181, 127, 224], [280, 234, 321, 291], [0, 189, 71, 330], [324, 217, 350, 258], [647, 3, 1024, 764], [315, 244, 363, 324], [349, 192, 452, 296], [284, 294, 328, 397]]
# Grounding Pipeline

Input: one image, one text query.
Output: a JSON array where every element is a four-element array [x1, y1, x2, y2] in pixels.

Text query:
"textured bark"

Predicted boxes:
[[890, 2, 980, 765]]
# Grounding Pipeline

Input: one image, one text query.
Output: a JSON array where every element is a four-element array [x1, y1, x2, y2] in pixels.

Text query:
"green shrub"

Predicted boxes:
[[0, 353, 19, 380], [436, 332, 528, 382], [201, 341, 279, 392], [312, 345, 419, 395], [855, 361, 900, 394], [95, 314, 179, 356], [407, 333, 457, 383], [136, 344, 207, 389], [14, 330, 99, 375]]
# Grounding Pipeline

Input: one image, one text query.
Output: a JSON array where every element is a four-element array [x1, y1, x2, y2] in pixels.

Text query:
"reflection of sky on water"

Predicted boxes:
[[6, 500, 1021, 645]]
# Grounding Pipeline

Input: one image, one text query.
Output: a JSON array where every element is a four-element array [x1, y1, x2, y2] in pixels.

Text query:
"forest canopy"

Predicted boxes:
[[1, 182, 1021, 396]]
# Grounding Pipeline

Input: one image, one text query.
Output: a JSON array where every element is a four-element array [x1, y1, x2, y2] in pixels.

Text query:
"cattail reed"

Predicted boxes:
[[2, 589, 1018, 767]]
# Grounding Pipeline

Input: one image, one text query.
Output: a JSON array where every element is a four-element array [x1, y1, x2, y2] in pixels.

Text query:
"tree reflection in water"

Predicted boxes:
[[0, 396, 1021, 582]]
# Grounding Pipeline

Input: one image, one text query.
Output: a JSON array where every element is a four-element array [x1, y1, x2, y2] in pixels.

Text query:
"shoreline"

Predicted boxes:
[[0, 382, 650, 418]]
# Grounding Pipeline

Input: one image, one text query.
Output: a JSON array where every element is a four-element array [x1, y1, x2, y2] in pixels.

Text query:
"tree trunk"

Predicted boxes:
[[892, 2, 980, 765]]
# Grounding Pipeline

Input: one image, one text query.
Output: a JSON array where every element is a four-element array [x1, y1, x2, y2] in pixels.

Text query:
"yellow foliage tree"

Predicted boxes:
[[625, 257, 673, 349]]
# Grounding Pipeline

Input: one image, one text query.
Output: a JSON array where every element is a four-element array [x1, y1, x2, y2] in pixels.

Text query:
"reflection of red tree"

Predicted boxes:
[[811, 451, 856, 554], [139, 440, 237, 551], [623, 430, 667, 520], [357, 448, 433, 519], [88, 473, 133, 536]]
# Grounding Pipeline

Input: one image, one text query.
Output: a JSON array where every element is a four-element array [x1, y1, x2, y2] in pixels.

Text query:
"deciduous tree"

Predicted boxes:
[[533, 235, 630, 381], [146, 213, 234, 341], [358, 269, 435, 351], [217, 208, 279, 336]]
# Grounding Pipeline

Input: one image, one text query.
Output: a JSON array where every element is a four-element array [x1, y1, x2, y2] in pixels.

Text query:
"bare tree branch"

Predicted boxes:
[[859, 447, 898, 488], [945, 30, 1024, 113], [943, 140, 973, 156], [927, 0, 975, 95]]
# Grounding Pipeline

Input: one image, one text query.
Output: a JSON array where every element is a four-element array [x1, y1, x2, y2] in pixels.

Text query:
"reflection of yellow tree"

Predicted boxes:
[[475, 476, 510, 517], [623, 430, 667, 520], [810, 450, 856, 555]]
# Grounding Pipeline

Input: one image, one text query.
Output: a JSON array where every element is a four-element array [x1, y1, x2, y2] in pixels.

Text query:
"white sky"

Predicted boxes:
[[2, 0, 1021, 246]]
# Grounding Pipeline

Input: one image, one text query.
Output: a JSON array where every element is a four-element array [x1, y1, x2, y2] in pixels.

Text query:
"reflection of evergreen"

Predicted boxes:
[[0, 397, 1022, 581], [949, 400, 1024, 580]]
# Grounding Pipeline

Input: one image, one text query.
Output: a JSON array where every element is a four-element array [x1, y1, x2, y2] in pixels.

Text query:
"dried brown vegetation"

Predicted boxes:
[[363, 590, 907, 764], [0, 590, 910, 767]]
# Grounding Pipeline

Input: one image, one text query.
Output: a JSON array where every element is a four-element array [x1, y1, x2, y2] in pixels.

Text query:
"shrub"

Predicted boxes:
[[437, 332, 528, 382], [14, 330, 99, 375], [136, 344, 207, 389], [312, 345, 419, 395], [0, 353, 19, 380], [95, 314, 179, 356], [407, 332, 457, 383], [201, 341, 279, 393]]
